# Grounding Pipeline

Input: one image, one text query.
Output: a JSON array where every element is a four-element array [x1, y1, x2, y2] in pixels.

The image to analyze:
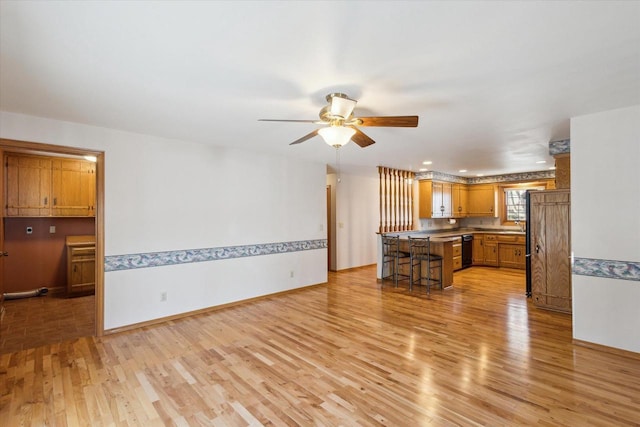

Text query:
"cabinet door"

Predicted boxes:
[[530, 191, 571, 312], [51, 159, 96, 216], [472, 235, 484, 265], [442, 183, 453, 218], [483, 235, 498, 266], [5, 155, 51, 216], [484, 242, 498, 266], [452, 184, 468, 217], [468, 184, 497, 217], [498, 244, 525, 269], [418, 180, 434, 218], [431, 182, 444, 217], [68, 246, 96, 295]]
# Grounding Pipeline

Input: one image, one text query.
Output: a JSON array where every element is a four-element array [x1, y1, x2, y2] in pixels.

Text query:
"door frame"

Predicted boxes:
[[0, 138, 105, 336]]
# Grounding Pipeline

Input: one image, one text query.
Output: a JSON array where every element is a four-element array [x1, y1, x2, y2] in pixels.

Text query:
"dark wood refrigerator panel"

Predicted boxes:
[[530, 190, 572, 313]]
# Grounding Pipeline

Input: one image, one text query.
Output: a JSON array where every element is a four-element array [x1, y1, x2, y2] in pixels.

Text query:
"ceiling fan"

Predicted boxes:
[[259, 93, 419, 148]]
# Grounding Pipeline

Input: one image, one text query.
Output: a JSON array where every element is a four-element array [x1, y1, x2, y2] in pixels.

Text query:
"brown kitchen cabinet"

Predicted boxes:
[[498, 244, 526, 269], [530, 190, 571, 313], [66, 235, 96, 296], [5, 154, 52, 216], [467, 184, 497, 217], [452, 238, 462, 271], [472, 234, 484, 265], [51, 158, 96, 216], [452, 183, 468, 218], [419, 180, 453, 218], [5, 153, 96, 217], [483, 234, 498, 266], [497, 234, 526, 269]]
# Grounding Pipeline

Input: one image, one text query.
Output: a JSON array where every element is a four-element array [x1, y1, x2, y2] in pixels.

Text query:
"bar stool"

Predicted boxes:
[[408, 236, 443, 294], [381, 235, 411, 287]]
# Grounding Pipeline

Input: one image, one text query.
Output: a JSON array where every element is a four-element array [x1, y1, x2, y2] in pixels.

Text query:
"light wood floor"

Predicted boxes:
[[1, 266, 639, 426]]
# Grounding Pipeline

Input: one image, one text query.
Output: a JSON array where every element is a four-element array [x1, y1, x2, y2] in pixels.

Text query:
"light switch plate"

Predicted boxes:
[[49, 226, 56, 234]]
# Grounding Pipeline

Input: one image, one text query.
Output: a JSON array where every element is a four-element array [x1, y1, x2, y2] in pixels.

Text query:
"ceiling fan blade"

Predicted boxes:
[[290, 129, 319, 145], [350, 127, 376, 148], [259, 119, 324, 124], [355, 116, 419, 127]]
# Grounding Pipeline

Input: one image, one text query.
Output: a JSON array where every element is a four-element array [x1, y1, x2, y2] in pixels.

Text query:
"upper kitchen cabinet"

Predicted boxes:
[[51, 158, 96, 216], [467, 184, 497, 217], [452, 183, 468, 218], [419, 180, 452, 218], [5, 154, 52, 216], [5, 153, 96, 217], [432, 181, 452, 218], [419, 180, 433, 218]]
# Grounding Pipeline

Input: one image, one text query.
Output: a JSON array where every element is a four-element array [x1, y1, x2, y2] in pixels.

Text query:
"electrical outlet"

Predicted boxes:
[[160, 292, 167, 302], [49, 226, 56, 234]]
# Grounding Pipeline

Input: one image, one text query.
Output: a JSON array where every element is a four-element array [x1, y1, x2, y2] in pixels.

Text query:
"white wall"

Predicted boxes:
[[1, 111, 328, 330], [571, 104, 640, 353], [333, 171, 379, 270]]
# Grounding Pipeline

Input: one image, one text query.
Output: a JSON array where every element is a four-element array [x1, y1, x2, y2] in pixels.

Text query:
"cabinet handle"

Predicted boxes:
[[53, 198, 57, 206], [535, 244, 540, 254], [73, 265, 77, 272], [44, 197, 48, 205], [0, 252, 8, 257]]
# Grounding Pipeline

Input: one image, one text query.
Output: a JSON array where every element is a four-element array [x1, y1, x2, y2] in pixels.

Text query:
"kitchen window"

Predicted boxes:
[[499, 182, 549, 225], [505, 189, 527, 221]]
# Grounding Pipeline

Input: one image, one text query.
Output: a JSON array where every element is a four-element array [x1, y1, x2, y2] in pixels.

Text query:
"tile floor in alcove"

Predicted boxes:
[[0, 293, 94, 354]]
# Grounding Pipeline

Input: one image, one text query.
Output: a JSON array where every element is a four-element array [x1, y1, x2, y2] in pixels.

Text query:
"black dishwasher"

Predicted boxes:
[[462, 235, 473, 268]]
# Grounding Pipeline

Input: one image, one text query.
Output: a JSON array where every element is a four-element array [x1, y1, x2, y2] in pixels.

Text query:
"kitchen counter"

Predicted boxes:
[[377, 229, 527, 286]]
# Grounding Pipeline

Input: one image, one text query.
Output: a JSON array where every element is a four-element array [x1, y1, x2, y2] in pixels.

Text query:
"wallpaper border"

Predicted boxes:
[[573, 257, 640, 282], [105, 239, 327, 272]]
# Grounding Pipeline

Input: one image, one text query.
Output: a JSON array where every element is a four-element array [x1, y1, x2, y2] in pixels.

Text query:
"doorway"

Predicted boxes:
[[0, 138, 104, 353], [327, 185, 331, 270]]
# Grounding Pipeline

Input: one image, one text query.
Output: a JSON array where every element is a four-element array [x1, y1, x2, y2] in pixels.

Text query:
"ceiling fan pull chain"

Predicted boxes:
[[336, 146, 341, 183]]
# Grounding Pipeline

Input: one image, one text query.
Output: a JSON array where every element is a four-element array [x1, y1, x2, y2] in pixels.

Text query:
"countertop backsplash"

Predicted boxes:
[[418, 217, 525, 233]]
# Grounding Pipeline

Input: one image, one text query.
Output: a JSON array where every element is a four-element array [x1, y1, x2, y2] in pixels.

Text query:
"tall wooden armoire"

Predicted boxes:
[[530, 189, 572, 313]]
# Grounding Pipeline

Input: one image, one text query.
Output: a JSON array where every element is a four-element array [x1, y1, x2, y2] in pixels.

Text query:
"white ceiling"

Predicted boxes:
[[1, 1, 639, 177]]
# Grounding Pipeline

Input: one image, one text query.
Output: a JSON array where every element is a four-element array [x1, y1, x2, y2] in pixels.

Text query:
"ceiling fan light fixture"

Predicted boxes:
[[329, 94, 357, 119], [318, 126, 356, 148]]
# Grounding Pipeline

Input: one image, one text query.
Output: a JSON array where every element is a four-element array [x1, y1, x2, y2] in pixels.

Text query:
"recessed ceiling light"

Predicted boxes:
[[419, 168, 428, 172], [476, 174, 484, 177], [459, 169, 467, 173], [549, 166, 556, 170], [536, 160, 546, 164], [422, 161, 432, 165]]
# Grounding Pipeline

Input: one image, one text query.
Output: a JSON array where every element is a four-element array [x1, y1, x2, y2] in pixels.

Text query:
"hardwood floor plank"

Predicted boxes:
[[2, 266, 640, 426]]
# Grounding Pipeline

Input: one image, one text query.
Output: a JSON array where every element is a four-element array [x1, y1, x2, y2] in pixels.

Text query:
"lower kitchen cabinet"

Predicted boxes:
[[472, 235, 484, 265], [471, 233, 526, 269], [483, 235, 498, 266], [498, 244, 526, 269], [452, 239, 462, 271], [66, 235, 96, 296]]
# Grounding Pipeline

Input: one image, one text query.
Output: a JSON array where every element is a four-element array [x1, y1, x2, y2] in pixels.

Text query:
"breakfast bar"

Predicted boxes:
[[377, 232, 457, 288]]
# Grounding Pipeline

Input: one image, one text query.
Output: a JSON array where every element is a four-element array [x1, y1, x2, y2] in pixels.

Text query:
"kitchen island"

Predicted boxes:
[[378, 232, 458, 288]]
